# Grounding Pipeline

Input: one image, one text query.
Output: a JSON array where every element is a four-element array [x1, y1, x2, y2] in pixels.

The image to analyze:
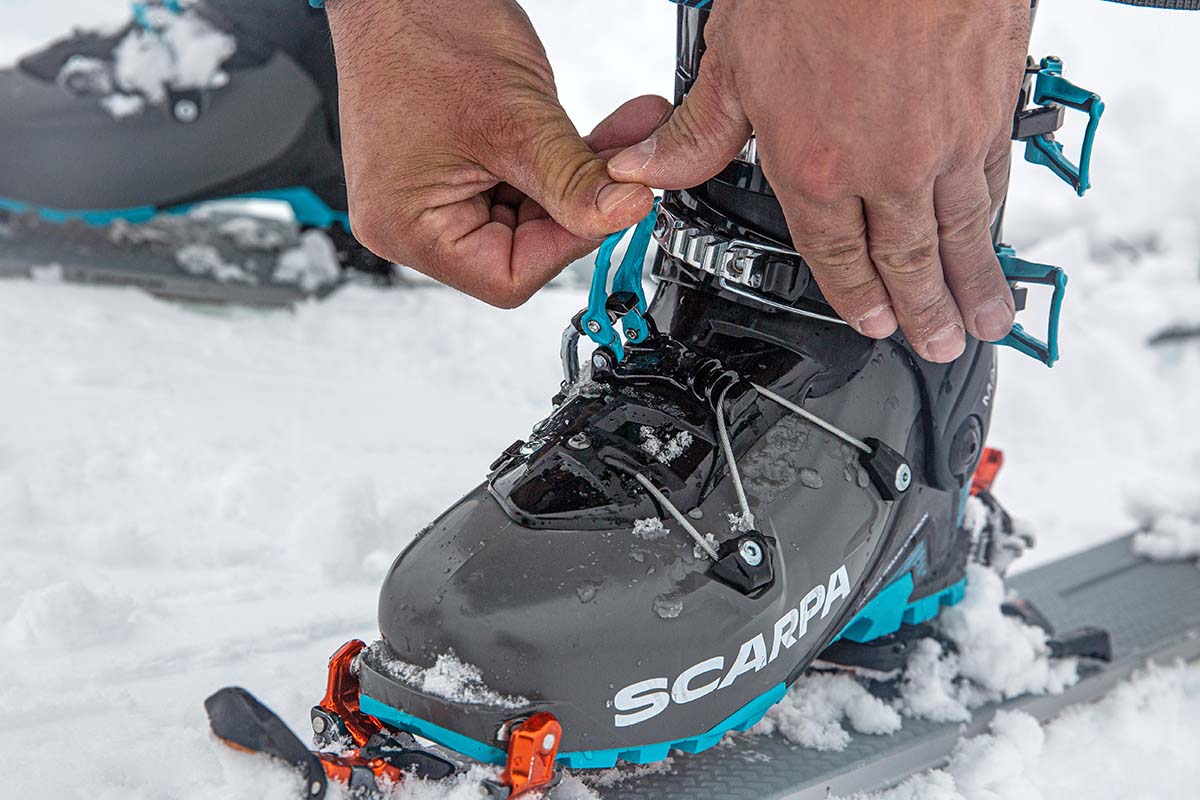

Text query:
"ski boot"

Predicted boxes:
[[349, 0, 1098, 773], [202, 1, 1103, 791], [0, 0, 391, 305]]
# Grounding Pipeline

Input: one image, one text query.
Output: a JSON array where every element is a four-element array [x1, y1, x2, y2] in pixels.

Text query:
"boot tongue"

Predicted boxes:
[[491, 380, 718, 528]]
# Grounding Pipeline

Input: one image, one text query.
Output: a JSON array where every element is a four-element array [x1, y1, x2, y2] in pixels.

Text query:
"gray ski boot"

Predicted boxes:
[[0, 0, 390, 305]]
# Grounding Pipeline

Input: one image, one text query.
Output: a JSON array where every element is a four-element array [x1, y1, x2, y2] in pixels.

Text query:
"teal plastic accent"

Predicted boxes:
[[995, 245, 1068, 368], [362, 682, 789, 770], [132, 1, 182, 31], [580, 202, 659, 362], [361, 695, 508, 765], [0, 187, 350, 231], [1023, 57, 1105, 197], [836, 574, 968, 644], [361, 570, 966, 769]]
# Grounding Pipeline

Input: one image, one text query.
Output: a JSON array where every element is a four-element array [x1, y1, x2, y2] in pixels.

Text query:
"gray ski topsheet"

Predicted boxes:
[[589, 535, 1200, 800], [0, 209, 339, 308]]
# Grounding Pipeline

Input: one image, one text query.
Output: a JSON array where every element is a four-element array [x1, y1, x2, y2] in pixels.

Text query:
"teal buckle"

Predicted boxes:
[[995, 245, 1068, 368], [578, 202, 659, 363], [1022, 57, 1105, 197], [132, 0, 183, 31]]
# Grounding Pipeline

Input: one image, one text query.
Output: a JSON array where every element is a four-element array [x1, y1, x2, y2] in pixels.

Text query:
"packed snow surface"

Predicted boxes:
[[3, 1, 1200, 799], [849, 663, 1200, 800]]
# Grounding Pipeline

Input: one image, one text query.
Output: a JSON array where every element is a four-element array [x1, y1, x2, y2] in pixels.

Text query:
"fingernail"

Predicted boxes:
[[597, 183, 643, 216], [975, 297, 1014, 342], [858, 305, 898, 339], [924, 324, 965, 363], [608, 138, 656, 175]]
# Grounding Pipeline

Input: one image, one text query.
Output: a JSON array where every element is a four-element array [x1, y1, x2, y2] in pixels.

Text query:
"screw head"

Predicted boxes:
[[311, 715, 327, 734], [592, 352, 610, 371], [586, 320, 602, 334], [567, 432, 591, 450], [738, 539, 764, 567], [173, 98, 199, 123], [895, 463, 912, 492], [542, 733, 557, 751], [626, 328, 641, 342]]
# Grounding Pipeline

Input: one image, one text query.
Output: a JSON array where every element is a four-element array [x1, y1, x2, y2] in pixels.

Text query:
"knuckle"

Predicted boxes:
[[938, 195, 992, 247], [777, 150, 848, 205], [950, 260, 1009, 303], [870, 236, 940, 278], [803, 238, 869, 274], [880, 151, 937, 194], [663, 108, 711, 155]]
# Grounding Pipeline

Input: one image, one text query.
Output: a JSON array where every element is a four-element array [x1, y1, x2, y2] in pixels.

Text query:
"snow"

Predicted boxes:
[[639, 425, 694, 464], [755, 565, 1076, 748], [2, 1, 1200, 799], [633, 517, 670, 540], [111, 8, 236, 107], [753, 673, 902, 751], [928, 566, 1077, 705], [49, 6, 237, 118], [1132, 515, 1200, 564], [853, 663, 1200, 800], [273, 230, 342, 292], [365, 641, 530, 710], [176, 242, 257, 283]]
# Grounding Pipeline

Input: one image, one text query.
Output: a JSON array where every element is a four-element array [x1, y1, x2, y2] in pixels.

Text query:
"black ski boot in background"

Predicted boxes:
[[0, 0, 390, 306]]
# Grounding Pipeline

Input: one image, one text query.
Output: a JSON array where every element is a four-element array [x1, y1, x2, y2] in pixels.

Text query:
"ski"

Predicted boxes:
[[0, 208, 394, 308], [588, 534, 1200, 800], [204, 534, 1200, 799]]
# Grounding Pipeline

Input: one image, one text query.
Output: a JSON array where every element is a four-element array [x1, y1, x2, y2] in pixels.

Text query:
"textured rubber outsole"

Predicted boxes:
[[360, 571, 968, 770]]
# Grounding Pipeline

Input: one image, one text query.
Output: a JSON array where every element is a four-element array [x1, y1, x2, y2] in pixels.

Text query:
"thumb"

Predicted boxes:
[[493, 100, 655, 241], [607, 66, 752, 190]]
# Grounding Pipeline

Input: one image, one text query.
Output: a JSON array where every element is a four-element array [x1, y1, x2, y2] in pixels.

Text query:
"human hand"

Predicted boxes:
[[326, 0, 666, 307], [609, 0, 1032, 362]]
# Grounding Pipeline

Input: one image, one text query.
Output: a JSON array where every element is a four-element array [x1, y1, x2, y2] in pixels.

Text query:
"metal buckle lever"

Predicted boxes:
[[578, 203, 659, 362], [995, 245, 1068, 367], [1017, 56, 1105, 197]]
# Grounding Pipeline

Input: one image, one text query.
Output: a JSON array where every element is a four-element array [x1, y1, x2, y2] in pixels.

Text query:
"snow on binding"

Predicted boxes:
[[201, 1, 1200, 798]]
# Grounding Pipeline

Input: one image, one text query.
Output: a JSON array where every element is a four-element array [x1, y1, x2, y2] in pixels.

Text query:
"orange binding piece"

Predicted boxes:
[[317, 751, 405, 788], [317, 639, 383, 747], [501, 712, 562, 797], [971, 447, 1004, 496]]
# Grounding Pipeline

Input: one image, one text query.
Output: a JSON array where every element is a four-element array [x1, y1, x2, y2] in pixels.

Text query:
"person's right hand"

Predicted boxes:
[[609, 0, 1032, 362], [325, 0, 666, 308]]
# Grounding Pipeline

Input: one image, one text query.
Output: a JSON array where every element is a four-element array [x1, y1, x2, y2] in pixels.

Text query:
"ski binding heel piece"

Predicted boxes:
[[1014, 56, 1105, 196], [995, 245, 1068, 367]]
